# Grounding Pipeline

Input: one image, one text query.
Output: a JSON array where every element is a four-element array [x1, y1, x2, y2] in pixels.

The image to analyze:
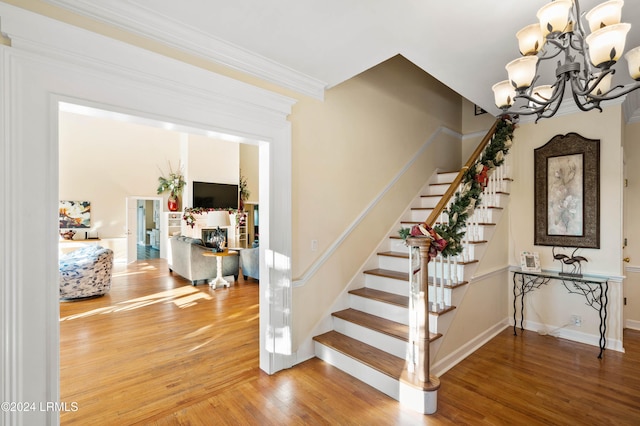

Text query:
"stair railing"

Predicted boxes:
[[422, 118, 505, 313], [404, 119, 504, 391]]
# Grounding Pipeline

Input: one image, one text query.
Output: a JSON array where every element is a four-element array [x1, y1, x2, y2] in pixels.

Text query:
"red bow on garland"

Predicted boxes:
[[409, 223, 448, 260], [475, 165, 489, 188]]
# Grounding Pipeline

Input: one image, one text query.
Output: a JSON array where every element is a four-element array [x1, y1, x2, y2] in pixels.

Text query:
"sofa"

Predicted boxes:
[[239, 247, 259, 281], [59, 245, 114, 300], [169, 235, 239, 285]]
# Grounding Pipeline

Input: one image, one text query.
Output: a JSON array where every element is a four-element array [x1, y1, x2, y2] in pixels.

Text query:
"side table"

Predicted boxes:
[[202, 249, 238, 289]]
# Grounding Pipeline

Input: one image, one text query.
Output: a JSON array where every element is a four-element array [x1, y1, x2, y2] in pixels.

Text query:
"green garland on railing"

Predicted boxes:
[[400, 116, 517, 258]]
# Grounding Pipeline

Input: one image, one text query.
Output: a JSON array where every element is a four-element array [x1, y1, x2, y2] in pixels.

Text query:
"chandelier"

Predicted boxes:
[[492, 0, 640, 122]]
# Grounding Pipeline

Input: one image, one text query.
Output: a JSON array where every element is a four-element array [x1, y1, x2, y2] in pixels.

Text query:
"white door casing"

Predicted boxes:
[[0, 4, 295, 424]]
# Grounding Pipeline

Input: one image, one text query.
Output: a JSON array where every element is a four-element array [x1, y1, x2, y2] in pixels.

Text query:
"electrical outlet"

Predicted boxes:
[[311, 239, 318, 251], [571, 315, 582, 327]]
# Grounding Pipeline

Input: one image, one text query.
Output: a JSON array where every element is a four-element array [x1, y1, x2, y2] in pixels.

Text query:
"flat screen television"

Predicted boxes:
[[192, 181, 239, 209]]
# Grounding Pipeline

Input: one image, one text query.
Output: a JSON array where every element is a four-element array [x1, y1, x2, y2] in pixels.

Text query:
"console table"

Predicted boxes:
[[512, 269, 609, 358]]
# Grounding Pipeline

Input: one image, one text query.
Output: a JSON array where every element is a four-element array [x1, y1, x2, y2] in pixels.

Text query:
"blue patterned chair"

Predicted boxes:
[[59, 245, 114, 300]]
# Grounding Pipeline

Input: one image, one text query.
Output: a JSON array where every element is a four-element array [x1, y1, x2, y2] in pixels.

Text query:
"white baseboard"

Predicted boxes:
[[512, 319, 624, 353], [626, 319, 640, 331], [430, 320, 509, 377]]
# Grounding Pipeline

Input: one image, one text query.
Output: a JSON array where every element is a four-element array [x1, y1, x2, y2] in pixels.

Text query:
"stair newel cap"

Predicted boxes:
[[406, 236, 432, 250]]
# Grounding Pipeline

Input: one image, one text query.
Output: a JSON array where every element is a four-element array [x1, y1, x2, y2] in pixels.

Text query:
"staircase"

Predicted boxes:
[[312, 118, 514, 414]]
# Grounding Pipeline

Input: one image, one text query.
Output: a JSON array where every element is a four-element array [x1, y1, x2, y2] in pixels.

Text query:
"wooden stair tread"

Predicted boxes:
[[332, 308, 441, 342], [364, 268, 471, 289], [313, 331, 406, 379], [363, 268, 408, 281], [372, 254, 479, 265], [349, 287, 408, 307]]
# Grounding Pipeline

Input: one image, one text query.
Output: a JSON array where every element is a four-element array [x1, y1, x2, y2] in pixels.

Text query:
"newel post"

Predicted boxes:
[[402, 236, 440, 414]]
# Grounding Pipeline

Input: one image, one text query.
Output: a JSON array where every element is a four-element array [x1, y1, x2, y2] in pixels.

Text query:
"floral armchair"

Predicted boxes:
[[59, 245, 114, 300]]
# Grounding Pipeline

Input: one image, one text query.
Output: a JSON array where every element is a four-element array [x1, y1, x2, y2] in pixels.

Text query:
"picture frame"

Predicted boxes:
[[474, 104, 487, 116], [520, 251, 541, 272], [534, 133, 600, 248], [59, 200, 91, 229]]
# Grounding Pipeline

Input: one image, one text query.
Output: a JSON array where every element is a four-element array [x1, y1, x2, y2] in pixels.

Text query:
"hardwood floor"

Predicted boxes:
[[60, 259, 640, 425]]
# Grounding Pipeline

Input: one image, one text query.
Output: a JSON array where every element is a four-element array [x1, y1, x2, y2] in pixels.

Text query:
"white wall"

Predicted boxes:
[[60, 111, 242, 244], [508, 106, 625, 350]]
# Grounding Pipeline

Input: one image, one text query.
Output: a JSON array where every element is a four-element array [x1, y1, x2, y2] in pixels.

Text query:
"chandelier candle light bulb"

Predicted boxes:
[[585, 0, 625, 32], [492, 80, 516, 109], [585, 23, 631, 68], [506, 56, 538, 90], [625, 46, 640, 80], [517, 24, 544, 56], [537, 0, 573, 37]]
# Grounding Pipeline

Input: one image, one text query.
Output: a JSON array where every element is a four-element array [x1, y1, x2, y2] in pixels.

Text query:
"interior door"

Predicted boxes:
[[126, 196, 138, 264]]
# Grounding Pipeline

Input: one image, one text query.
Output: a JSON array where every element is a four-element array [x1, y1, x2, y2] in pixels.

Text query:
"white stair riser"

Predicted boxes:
[[349, 294, 409, 325], [364, 275, 410, 297], [378, 255, 410, 272], [314, 342, 399, 400], [427, 184, 449, 196], [419, 193, 509, 209], [348, 294, 442, 333], [333, 317, 408, 359], [416, 208, 502, 224], [418, 197, 441, 209], [434, 173, 457, 184], [399, 224, 493, 239], [409, 209, 433, 222]]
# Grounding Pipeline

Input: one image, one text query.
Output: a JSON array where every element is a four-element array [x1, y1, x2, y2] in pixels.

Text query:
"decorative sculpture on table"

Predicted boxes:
[[553, 247, 588, 277]]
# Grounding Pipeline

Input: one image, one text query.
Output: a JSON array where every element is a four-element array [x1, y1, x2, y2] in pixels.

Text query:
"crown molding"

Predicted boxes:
[[623, 90, 640, 123], [41, 0, 327, 100], [516, 96, 626, 124]]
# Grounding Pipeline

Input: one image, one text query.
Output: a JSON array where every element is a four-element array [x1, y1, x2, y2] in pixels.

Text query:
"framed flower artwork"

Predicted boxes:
[[534, 133, 600, 249]]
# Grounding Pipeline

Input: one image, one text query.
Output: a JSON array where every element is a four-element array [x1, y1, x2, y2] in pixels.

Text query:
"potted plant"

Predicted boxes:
[[239, 170, 250, 211], [157, 162, 186, 211]]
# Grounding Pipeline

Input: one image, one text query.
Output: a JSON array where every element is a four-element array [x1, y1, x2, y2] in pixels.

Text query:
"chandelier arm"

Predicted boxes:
[[571, 88, 602, 113], [540, 38, 568, 61], [570, 69, 613, 97], [587, 81, 640, 101]]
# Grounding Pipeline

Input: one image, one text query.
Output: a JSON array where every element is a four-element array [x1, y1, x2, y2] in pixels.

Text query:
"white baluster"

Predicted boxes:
[[439, 255, 445, 310]]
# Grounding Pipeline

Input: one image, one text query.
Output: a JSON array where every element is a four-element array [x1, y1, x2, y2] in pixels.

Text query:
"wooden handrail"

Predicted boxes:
[[424, 118, 501, 227]]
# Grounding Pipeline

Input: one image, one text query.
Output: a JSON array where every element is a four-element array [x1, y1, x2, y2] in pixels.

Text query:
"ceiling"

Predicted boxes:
[[41, 0, 640, 116]]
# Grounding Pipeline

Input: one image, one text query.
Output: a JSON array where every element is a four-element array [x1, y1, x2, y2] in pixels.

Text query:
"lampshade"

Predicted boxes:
[[207, 210, 230, 227], [585, 23, 631, 68], [506, 56, 538, 90], [585, 0, 624, 33], [590, 72, 613, 96], [492, 80, 516, 109], [517, 24, 544, 56], [625, 45, 640, 80], [530, 85, 554, 107], [537, 0, 572, 37]]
